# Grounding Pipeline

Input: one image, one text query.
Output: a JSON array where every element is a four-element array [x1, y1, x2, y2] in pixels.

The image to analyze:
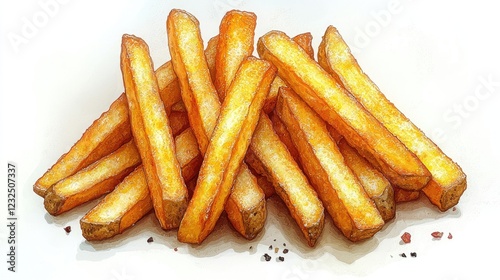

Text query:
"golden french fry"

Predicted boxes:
[[317, 25, 466, 211], [80, 166, 152, 241], [215, 10, 256, 100], [177, 56, 275, 244], [247, 113, 325, 246], [175, 128, 203, 183], [168, 9, 268, 241], [336, 139, 395, 221], [262, 33, 314, 114], [276, 88, 384, 241], [121, 34, 188, 230], [43, 141, 140, 216], [258, 30, 431, 191]]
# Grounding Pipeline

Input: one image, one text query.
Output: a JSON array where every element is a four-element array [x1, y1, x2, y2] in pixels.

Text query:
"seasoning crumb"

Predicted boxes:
[[263, 253, 271, 262], [269, 245, 273, 250], [174, 247, 178, 252], [283, 248, 289, 254], [64, 226, 71, 234], [277, 256, 285, 262], [274, 247, 279, 254], [410, 252, 417, 258], [400, 253, 407, 258], [448, 232, 453, 239], [452, 206, 457, 211], [147, 237, 154, 243], [401, 232, 411, 244], [274, 239, 276, 242], [431, 231, 444, 239], [249, 246, 253, 250], [283, 243, 286, 247]]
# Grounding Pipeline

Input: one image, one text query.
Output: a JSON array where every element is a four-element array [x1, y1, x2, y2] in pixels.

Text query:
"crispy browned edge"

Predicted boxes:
[[80, 166, 153, 241]]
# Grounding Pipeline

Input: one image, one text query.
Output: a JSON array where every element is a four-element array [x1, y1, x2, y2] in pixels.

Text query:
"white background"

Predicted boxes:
[[1, 0, 500, 279]]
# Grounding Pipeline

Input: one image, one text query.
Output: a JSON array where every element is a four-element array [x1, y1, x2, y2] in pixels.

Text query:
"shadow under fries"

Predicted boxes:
[[71, 189, 461, 264]]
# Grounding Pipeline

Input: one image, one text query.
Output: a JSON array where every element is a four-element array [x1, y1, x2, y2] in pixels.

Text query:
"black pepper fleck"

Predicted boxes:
[[400, 253, 407, 258], [269, 245, 273, 250], [283, 243, 286, 247], [147, 237, 154, 243], [283, 248, 289, 254], [174, 247, 178, 252], [277, 256, 285, 262], [263, 253, 271, 261], [410, 252, 417, 258]]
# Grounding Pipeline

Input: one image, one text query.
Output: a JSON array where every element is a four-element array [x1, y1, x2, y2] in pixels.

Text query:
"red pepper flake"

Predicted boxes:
[[147, 237, 154, 243], [64, 226, 71, 233], [448, 232, 453, 239], [401, 232, 411, 244], [431, 231, 444, 239]]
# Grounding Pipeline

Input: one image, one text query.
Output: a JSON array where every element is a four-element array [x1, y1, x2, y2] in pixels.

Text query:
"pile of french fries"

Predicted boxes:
[[35, 9, 467, 246]]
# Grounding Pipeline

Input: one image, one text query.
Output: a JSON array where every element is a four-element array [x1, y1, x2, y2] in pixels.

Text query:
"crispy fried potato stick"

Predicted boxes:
[[269, 111, 302, 167], [177, 56, 275, 244], [168, 9, 267, 240], [43, 141, 140, 216], [336, 139, 395, 221], [246, 113, 325, 246], [33, 35, 218, 198], [121, 34, 188, 230], [318, 25, 466, 210], [276, 88, 384, 241], [80, 166, 152, 241], [262, 33, 314, 114], [258, 30, 431, 191], [215, 10, 256, 100]]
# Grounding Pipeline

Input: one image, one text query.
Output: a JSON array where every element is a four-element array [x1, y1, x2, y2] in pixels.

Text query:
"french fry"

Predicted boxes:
[[215, 10, 257, 100], [262, 33, 314, 114], [121, 34, 188, 230], [276, 88, 384, 241], [317, 25, 466, 211], [44, 141, 141, 216], [336, 139, 395, 221], [246, 113, 325, 246], [80, 166, 152, 241], [257, 30, 431, 191], [168, 9, 268, 241], [175, 128, 203, 183], [177, 56, 275, 244]]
